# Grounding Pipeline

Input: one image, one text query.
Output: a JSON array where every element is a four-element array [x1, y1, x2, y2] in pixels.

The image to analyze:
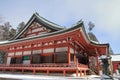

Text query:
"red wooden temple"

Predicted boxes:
[[0, 13, 112, 76]]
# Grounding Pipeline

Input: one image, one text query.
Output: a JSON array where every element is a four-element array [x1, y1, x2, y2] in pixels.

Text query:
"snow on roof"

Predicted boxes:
[[0, 41, 9, 44], [111, 54, 120, 61]]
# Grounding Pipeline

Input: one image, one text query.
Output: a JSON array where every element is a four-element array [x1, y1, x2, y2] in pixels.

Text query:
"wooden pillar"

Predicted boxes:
[[33, 69, 36, 75], [14, 47, 16, 57], [76, 69, 78, 77], [67, 37, 71, 66], [80, 70, 82, 76], [3, 68, 6, 73], [30, 44, 33, 64], [46, 70, 49, 75], [54, 41, 56, 63], [68, 44, 70, 66], [63, 70, 66, 76], [22, 45, 24, 57], [41, 42, 43, 55], [74, 42, 76, 65], [84, 70, 86, 76], [12, 69, 14, 74], [22, 69, 24, 74]]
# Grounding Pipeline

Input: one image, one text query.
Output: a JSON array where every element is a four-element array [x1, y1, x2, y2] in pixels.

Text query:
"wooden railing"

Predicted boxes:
[[0, 63, 89, 77], [78, 63, 88, 68], [0, 63, 88, 68]]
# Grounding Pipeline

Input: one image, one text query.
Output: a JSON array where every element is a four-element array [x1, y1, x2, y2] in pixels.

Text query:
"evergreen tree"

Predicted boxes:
[[0, 22, 16, 40], [9, 28, 16, 39], [3, 22, 11, 40], [17, 22, 25, 33]]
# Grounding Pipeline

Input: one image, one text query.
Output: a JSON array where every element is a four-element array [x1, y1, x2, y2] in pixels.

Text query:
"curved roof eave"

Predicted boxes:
[[0, 21, 84, 45], [10, 12, 64, 40], [80, 23, 109, 47]]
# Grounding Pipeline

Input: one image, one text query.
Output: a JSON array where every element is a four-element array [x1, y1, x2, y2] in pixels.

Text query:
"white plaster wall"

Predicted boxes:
[[32, 27, 43, 33], [15, 52, 22, 56], [56, 47, 68, 52], [8, 53, 14, 56], [7, 57, 11, 64], [23, 51, 31, 55], [33, 50, 41, 54], [70, 48, 74, 53], [43, 48, 54, 53]]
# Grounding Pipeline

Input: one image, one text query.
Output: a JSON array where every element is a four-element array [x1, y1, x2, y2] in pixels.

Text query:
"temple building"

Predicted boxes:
[[0, 13, 112, 76], [111, 54, 120, 75]]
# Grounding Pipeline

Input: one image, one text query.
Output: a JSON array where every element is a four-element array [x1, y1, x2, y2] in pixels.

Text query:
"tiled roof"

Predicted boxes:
[[11, 12, 64, 40]]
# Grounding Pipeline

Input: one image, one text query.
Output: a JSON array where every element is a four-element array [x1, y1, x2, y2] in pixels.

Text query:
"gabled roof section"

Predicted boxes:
[[11, 12, 64, 40]]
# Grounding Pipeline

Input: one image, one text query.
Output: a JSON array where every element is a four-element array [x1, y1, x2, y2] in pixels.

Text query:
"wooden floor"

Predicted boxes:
[[0, 64, 88, 77]]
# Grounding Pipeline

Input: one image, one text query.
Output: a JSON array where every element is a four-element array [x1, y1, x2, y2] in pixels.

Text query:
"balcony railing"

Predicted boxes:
[[0, 63, 88, 68]]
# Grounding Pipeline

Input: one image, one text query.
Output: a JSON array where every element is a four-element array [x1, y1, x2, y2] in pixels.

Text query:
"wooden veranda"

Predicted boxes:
[[0, 63, 88, 76]]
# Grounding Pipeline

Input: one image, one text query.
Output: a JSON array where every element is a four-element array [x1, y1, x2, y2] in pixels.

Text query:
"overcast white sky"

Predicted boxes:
[[0, 0, 120, 53]]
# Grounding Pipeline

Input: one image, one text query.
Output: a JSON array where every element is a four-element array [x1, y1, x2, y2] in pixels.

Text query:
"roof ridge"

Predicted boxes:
[[34, 12, 64, 29]]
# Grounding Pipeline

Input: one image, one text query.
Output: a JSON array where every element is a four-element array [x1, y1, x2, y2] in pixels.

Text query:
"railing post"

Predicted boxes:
[[33, 69, 36, 75], [22, 69, 24, 74], [63, 70, 66, 76], [46, 70, 49, 75], [80, 70, 82, 76], [76, 69, 78, 77], [12, 69, 14, 74], [3, 68, 6, 73], [84, 70, 86, 77]]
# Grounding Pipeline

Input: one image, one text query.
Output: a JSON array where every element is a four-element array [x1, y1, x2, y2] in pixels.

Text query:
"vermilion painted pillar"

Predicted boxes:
[[47, 70, 49, 75], [74, 42, 76, 65], [22, 69, 24, 74], [80, 70, 82, 76], [68, 43, 71, 66], [3, 68, 6, 73], [12, 69, 14, 74], [30, 44, 33, 64], [41, 42, 43, 55], [84, 70, 86, 76], [54, 41, 56, 63], [14, 47, 16, 57], [22, 46, 24, 57], [76, 69, 78, 77], [33, 69, 36, 75], [63, 70, 66, 76]]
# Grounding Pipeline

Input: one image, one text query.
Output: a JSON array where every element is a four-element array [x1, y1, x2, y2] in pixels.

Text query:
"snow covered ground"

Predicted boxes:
[[0, 74, 84, 80], [0, 73, 119, 80]]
